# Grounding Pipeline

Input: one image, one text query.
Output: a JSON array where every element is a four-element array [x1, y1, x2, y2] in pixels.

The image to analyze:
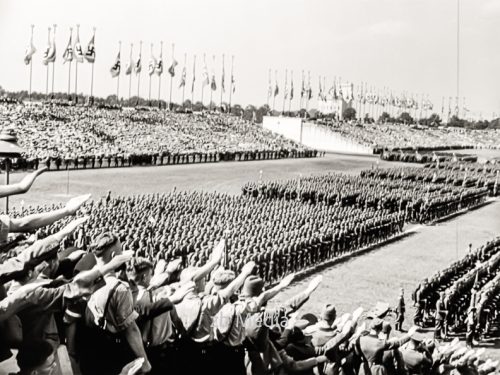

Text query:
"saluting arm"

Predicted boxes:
[[191, 239, 224, 282], [0, 168, 47, 198]]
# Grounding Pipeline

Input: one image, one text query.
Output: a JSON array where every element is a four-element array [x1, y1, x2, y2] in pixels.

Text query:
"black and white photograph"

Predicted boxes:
[[0, 0, 499, 374]]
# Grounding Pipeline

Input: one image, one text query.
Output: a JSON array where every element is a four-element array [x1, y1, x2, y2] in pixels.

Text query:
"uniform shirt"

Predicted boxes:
[[175, 291, 226, 343], [0, 215, 11, 245], [213, 298, 258, 346], [84, 275, 138, 334]]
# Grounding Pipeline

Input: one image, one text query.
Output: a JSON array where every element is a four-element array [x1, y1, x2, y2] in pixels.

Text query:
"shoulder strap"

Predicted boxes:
[[98, 281, 121, 330], [220, 304, 237, 343]]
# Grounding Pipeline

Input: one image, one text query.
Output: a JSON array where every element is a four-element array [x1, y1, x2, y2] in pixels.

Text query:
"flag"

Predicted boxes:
[[148, 55, 157, 76], [221, 63, 225, 93], [84, 35, 95, 63], [42, 31, 56, 65], [301, 73, 305, 98], [62, 34, 73, 63], [231, 75, 235, 93], [110, 51, 120, 77], [318, 77, 323, 100], [202, 59, 209, 86], [179, 65, 186, 88], [168, 58, 178, 77], [191, 58, 196, 93], [74, 32, 84, 63], [268, 73, 272, 98], [24, 38, 36, 65], [125, 58, 133, 75], [290, 79, 294, 100], [211, 74, 217, 91], [274, 82, 279, 97], [134, 55, 142, 74], [155, 59, 163, 76]]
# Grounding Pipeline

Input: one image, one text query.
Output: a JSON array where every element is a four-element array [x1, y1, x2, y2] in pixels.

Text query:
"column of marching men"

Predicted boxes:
[[0, 168, 498, 374], [413, 238, 500, 347]]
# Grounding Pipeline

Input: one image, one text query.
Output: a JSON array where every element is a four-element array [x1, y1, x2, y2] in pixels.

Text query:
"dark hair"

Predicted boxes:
[[17, 340, 54, 370], [91, 232, 119, 257]]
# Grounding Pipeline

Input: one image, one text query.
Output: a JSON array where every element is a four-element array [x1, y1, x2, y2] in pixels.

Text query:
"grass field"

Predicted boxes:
[[2, 152, 500, 361]]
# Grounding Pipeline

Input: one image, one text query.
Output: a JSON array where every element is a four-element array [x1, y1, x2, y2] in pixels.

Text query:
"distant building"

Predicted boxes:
[[317, 82, 354, 118]]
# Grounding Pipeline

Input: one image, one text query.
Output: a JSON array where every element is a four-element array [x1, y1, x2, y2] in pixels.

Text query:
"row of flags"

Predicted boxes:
[[110, 48, 235, 93], [268, 71, 435, 110], [24, 26, 95, 66]]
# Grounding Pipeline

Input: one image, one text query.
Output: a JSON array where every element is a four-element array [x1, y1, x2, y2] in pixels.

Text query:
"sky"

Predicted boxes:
[[0, 0, 499, 119]]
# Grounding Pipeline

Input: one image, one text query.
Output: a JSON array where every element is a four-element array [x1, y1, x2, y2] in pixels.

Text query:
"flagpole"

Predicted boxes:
[[51, 24, 57, 98], [288, 70, 293, 113], [158, 41, 163, 107], [169, 43, 175, 110], [272, 70, 277, 112], [90, 27, 96, 102], [117, 41, 121, 103], [220, 54, 224, 110], [181, 53, 187, 106], [137, 41, 142, 101], [228, 55, 234, 110], [306, 71, 311, 114], [29, 24, 34, 102], [209, 55, 215, 111], [201, 53, 206, 109], [191, 54, 196, 110], [74, 25, 79, 103], [299, 70, 303, 111], [148, 43, 153, 104], [282, 69, 287, 114], [129, 43, 133, 100], [267, 68, 271, 108], [45, 27, 51, 98], [67, 27, 73, 98]]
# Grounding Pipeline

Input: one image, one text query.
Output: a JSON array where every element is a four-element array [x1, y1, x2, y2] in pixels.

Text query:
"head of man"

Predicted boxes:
[[16, 340, 57, 375], [321, 304, 337, 326], [127, 257, 154, 288], [92, 232, 122, 265]]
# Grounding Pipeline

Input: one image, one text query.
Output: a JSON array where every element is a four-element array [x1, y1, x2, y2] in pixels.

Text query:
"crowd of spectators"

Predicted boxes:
[[321, 122, 500, 151], [0, 103, 316, 171], [0, 168, 498, 374]]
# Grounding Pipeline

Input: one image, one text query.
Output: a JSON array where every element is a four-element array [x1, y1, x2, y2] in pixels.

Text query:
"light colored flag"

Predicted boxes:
[[74, 30, 84, 63], [110, 51, 120, 77], [42, 29, 56, 65], [62, 34, 73, 63], [84, 35, 95, 63], [148, 54, 157, 76], [191, 57, 196, 93], [179, 65, 186, 88], [24, 36, 36, 65], [168, 58, 178, 77], [125, 58, 133, 75], [155, 59, 163, 76], [202, 58, 209, 86]]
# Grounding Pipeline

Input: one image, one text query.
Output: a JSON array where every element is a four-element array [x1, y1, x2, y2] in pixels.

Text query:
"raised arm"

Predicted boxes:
[[191, 239, 225, 282], [254, 273, 295, 308], [219, 261, 255, 300], [0, 168, 47, 198], [9, 194, 91, 233]]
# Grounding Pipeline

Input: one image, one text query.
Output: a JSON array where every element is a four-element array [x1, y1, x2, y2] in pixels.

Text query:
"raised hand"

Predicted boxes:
[[166, 258, 183, 274], [119, 358, 144, 375], [18, 167, 48, 192], [170, 281, 195, 303], [241, 261, 256, 275], [278, 273, 295, 289], [60, 216, 89, 236], [211, 239, 225, 264], [65, 194, 91, 215], [407, 325, 419, 337], [352, 307, 364, 323], [109, 250, 134, 270], [307, 275, 323, 293]]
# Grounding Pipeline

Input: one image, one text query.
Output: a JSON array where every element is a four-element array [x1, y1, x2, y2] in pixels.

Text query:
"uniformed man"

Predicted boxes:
[[79, 232, 152, 375], [399, 332, 433, 375], [395, 288, 405, 331]]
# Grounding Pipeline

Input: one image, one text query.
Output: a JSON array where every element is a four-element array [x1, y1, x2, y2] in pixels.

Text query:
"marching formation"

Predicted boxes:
[[0, 168, 498, 375], [413, 238, 500, 347]]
